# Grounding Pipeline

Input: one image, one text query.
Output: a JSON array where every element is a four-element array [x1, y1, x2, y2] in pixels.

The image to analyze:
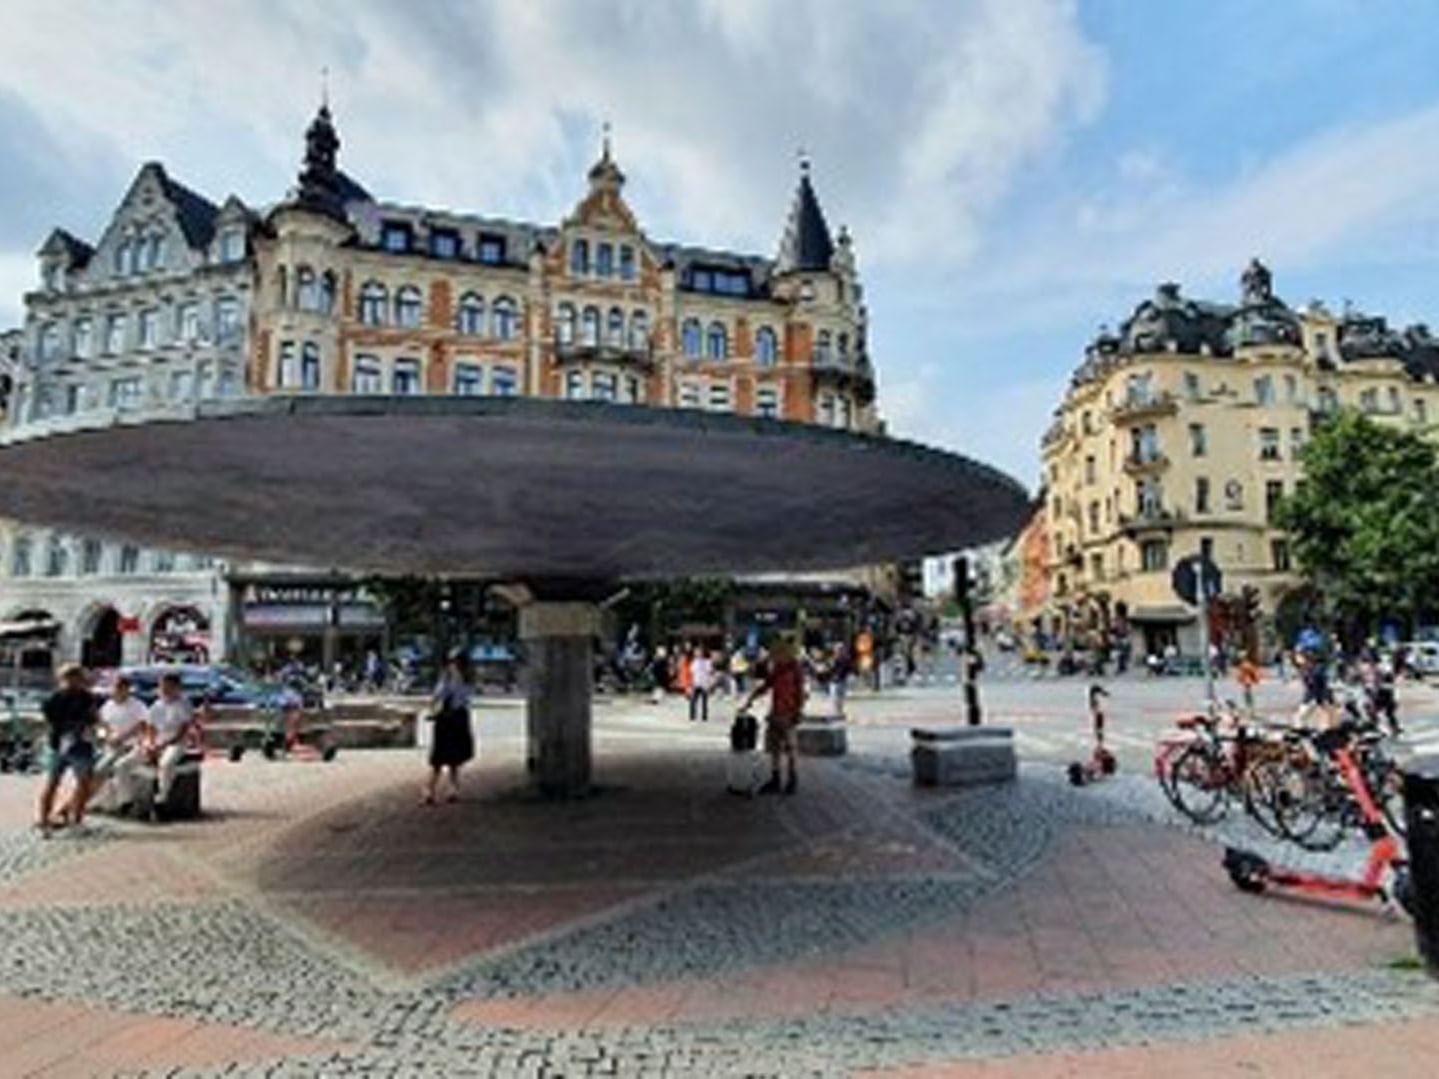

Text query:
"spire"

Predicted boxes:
[[587, 120, 625, 192], [295, 93, 345, 218], [776, 153, 835, 275]]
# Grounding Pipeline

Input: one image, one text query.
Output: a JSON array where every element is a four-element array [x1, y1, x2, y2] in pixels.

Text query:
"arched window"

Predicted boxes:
[[492, 296, 518, 340], [706, 321, 728, 360], [320, 271, 336, 314], [681, 318, 702, 358], [125, 241, 141, 276], [352, 355, 382, 394], [581, 306, 600, 347], [296, 266, 318, 311], [393, 358, 421, 395], [359, 281, 387, 325], [555, 303, 576, 345], [457, 292, 485, 336], [596, 242, 614, 278], [570, 239, 589, 276], [607, 307, 624, 346], [629, 310, 649, 351], [277, 341, 297, 388], [45, 535, 68, 578], [301, 342, 321, 391], [453, 363, 482, 396], [756, 326, 778, 367], [815, 329, 832, 364], [395, 286, 423, 328]]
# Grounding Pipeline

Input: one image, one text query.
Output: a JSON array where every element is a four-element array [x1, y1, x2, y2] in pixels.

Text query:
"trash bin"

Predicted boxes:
[[1403, 755, 1439, 976]]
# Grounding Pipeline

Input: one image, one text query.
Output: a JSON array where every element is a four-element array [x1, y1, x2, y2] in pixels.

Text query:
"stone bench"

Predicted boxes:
[[910, 725, 1015, 787], [93, 750, 203, 821], [796, 713, 848, 757]]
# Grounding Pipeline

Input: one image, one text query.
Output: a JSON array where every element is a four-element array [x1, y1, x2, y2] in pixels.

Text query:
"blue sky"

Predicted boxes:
[[2, 0, 1438, 485]]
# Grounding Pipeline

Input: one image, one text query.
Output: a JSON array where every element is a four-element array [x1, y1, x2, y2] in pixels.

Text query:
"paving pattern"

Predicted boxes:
[[0, 692, 1433, 1076]]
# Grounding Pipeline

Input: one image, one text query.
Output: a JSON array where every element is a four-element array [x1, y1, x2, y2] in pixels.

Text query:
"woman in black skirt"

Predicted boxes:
[[422, 655, 475, 805]]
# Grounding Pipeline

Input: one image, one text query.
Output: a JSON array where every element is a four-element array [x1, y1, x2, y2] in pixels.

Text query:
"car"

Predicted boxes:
[[1400, 642, 1439, 678], [114, 664, 322, 711]]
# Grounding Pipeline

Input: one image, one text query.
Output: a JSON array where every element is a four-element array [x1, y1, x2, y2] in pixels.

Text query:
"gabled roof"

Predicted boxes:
[[156, 168, 222, 249], [37, 227, 94, 268], [775, 165, 835, 275]]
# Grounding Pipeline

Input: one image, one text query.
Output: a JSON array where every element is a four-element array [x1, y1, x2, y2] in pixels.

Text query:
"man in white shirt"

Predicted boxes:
[[147, 673, 195, 809], [88, 674, 149, 812], [689, 648, 714, 722]]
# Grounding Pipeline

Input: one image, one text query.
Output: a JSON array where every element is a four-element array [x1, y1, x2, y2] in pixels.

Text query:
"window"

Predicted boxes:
[[555, 303, 576, 345], [581, 306, 600, 346], [1271, 539, 1292, 572], [625, 375, 642, 403], [74, 318, 92, 358], [1200, 537, 1214, 564], [756, 326, 778, 367], [492, 296, 517, 340], [393, 359, 422, 395], [196, 362, 214, 400], [1417, 398, 1429, 425], [1140, 540, 1169, 572], [1090, 554, 1104, 582], [1254, 375, 1274, 406], [146, 234, 165, 271], [1313, 331, 1329, 360], [1125, 372, 1153, 406], [457, 293, 485, 336], [1131, 424, 1159, 462], [1265, 479, 1284, 523], [607, 307, 624, 347], [564, 370, 585, 400], [1360, 388, 1378, 413], [756, 386, 780, 419], [453, 363, 482, 396], [177, 304, 199, 343], [216, 297, 241, 343], [681, 319, 702, 358], [220, 228, 244, 263], [277, 341, 297, 388], [114, 242, 129, 276], [301, 342, 321, 391], [1183, 371, 1201, 400], [837, 333, 850, 361], [352, 356, 382, 393], [118, 545, 139, 575], [1084, 455, 1095, 484], [1195, 476, 1211, 514], [1259, 427, 1280, 461], [570, 239, 589, 276], [1289, 427, 1304, 458], [65, 384, 86, 414], [708, 382, 732, 412], [706, 322, 728, 360], [819, 392, 837, 427], [169, 370, 193, 401], [1136, 479, 1163, 517], [629, 310, 649, 351], [39, 322, 61, 361], [11, 536, 32, 578], [592, 372, 618, 401], [1225, 479, 1244, 511], [81, 539, 102, 576], [815, 330, 832, 365], [596, 242, 614, 278], [678, 382, 701, 409], [138, 308, 159, 349], [44, 536, 68, 578], [359, 282, 388, 325], [217, 369, 238, 398], [1284, 374, 1298, 404], [153, 550, 176, 574], [395, 286, 423, 329], [1318, 387, 1338, 414], [478, 235, 505, 265], [109, 377, 142, 409], [320, 271, 336, 314], [105, 313, 126, 355], [1189, 423, 1207, 457], [490, 365, 518, 396], [381, 222, 412, 253], [296, 266, 318, 311], [619, 245, 635, 281], [1389, 386, 1402, 414], [429, 229, 459, 259], [1087, 501, 1099, 534]]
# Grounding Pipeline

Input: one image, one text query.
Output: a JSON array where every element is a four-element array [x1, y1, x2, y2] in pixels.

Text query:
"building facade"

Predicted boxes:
[[0, 104, 880, 668], [1035, 259, 1439, 657]]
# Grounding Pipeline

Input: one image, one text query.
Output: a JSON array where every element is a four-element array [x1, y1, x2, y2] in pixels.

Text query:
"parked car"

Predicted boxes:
[[113, 665, 322, 710]]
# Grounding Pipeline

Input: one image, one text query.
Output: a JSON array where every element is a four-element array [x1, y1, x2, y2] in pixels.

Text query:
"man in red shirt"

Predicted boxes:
[[742, 636, 806, 795]]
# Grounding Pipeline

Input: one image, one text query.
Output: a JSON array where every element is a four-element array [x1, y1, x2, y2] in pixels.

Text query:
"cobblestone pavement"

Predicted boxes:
[[0, 696, 1433, 1076]]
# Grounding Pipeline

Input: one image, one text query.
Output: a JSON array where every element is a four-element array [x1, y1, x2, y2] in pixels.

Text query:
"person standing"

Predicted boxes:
[[689, 648, 713, 722], [741, 636, 806, 795], [828, 641, 852, 719], [730, 648, 750, 697], [423, 656, 475, 805], [86, 674, 148, 813], [147, 673, 195, 815], [37, 664, 98, 834]]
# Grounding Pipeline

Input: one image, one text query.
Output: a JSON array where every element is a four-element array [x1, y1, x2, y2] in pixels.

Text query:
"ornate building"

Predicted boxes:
[[1035, 259, 1439, 657], [0, 103, 880, 668]]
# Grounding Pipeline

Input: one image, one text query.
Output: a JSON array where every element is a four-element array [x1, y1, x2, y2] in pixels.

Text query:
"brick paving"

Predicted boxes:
[[0, 693, 1433, 1076]]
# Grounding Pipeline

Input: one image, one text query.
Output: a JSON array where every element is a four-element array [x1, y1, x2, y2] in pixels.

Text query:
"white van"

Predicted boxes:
[[1402, 641, 1439, 677]]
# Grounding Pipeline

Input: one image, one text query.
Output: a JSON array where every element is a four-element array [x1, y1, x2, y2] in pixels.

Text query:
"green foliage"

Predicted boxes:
[[611, 578, 735, 643], [1275, 410, 1439, 632]]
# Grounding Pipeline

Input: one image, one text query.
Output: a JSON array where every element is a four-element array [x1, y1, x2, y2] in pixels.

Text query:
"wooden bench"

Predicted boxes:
[[910, 726, 1016, 787]]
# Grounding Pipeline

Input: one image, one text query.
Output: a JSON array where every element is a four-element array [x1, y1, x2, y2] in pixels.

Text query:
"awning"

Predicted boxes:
[[1128, 605, 1196, 625], [0, 618, 62, 640]]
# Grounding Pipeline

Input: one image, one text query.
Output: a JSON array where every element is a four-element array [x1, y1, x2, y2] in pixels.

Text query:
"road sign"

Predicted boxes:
[[1172, 555, 1223, 607]]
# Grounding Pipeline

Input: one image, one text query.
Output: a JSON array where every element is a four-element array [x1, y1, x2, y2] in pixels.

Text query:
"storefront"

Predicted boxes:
[[230, 577, 387, 674]]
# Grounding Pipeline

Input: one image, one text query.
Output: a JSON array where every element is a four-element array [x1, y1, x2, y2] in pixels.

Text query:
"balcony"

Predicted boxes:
[[553, 340, 657, 373], [1118, 506, 1185, 536], [811, 351, 876, 405], [1111, 391, 1178, 424], [1122, 451, 1170, 476]]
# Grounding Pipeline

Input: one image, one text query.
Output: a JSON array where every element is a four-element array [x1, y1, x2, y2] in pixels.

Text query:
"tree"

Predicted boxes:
[[1275, 410, 1439, 643]]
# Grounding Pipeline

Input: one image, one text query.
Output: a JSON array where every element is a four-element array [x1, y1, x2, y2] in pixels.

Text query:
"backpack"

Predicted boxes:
[[730, 711, 759, 752]]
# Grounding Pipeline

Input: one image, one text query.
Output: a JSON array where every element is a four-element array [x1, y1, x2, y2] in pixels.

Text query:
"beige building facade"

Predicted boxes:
[[1037, 259, 1439, 658]]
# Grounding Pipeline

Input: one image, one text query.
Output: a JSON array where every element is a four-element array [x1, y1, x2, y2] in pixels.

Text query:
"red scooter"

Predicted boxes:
[[1069, 684, 1117, 787]]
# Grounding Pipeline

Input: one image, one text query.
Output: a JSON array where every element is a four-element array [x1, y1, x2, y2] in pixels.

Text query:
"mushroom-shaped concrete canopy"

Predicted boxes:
[[0, 396, 1032, 580]]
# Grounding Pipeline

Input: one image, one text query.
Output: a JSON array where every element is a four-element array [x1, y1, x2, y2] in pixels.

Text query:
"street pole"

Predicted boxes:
[[955, 556, 982, 726], [1197, 563, 1216, 713]]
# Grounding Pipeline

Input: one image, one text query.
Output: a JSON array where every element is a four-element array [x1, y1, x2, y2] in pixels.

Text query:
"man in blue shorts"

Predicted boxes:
[[38, 663, 98, 835]]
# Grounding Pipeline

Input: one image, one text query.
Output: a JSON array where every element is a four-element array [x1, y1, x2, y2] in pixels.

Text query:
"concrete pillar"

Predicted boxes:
[[519, 601, 598, 798]]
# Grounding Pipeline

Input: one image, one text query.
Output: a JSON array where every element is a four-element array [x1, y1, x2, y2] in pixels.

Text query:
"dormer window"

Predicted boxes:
[[596, 243, 614, 278], [381, 222, 413, 253], [570, 239, 589, 276], [619, 245, 635, 282], [478, 234, 505, 265], [144, 234, 166, 272], [429, 229, 459, 259], [220, 228, 245, 263]]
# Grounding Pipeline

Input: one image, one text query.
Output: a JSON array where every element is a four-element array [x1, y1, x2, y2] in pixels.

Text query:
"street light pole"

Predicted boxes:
[[955, 556, 982, 726], [1197, 562, 1216, 712]]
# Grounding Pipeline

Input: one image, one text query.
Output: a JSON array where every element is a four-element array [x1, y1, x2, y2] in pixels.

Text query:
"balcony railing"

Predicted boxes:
[[554, 340, 656, 370], [1111, 390, 1178, 423], [1117, 506, 1185, 535], [1122, 451, 1170, 475]]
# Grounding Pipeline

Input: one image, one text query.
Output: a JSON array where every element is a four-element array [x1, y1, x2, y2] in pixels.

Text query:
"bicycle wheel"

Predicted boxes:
[[1280, 755, 1351, 852], [1242, 754, 1301, 840], [1169, 741, 1230, 824], [1361, 749, 1407, 839]]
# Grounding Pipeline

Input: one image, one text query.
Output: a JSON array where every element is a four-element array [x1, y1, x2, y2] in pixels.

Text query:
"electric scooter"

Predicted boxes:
[[1069, 684, 1117, 787], [1223, 722, 1412, 912]]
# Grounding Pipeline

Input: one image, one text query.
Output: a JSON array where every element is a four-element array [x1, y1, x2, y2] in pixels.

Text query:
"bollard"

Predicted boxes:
[[1403, 755, 1439, 977]]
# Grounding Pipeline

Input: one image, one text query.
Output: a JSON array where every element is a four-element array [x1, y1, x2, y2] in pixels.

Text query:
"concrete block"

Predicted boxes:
[[911, 737, 1016, 787], [796, 718, 848, 757]]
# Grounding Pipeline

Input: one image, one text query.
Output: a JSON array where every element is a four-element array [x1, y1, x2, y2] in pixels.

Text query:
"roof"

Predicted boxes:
[[37, 227, 94, 268], [775, 168, 835, 274], [155, 168, 222, 249]]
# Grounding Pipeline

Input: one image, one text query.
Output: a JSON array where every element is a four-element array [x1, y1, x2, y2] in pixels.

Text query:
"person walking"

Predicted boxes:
[[37, 664, 98, 835], [741, 636, 806, 795], [828, 641, 852, 719], [422, 656, 475, 805], [689, 648, 713, 722]]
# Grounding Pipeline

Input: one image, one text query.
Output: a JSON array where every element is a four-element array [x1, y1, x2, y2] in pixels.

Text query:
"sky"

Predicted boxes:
[[2, 0, 1439, 486]]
